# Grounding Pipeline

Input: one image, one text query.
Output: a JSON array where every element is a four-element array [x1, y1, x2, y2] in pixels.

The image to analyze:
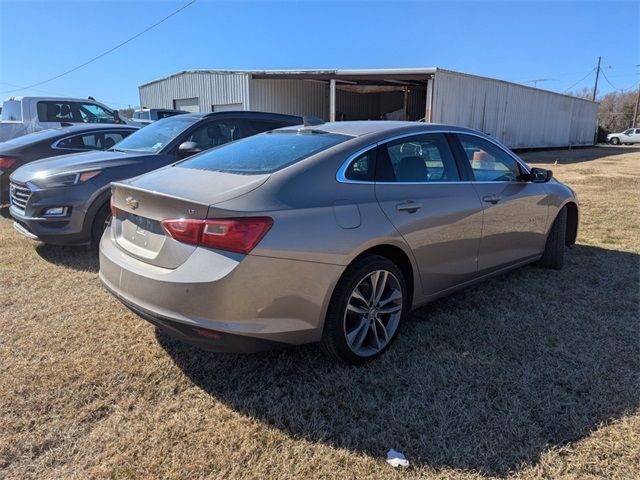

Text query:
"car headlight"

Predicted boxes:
[[31, 170, 101, 188]]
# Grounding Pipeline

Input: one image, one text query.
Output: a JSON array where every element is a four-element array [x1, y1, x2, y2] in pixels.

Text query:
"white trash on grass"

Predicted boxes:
[[386, 449, 409, 468]]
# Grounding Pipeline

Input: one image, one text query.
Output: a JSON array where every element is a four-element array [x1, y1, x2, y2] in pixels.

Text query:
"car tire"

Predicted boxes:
[[537, 206, 567, 270], [91, 201, 112, 245], [610, 137, 620, 145], [320, 255, 407, 364]]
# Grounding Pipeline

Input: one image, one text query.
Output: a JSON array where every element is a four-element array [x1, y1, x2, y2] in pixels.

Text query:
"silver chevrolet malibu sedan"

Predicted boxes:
[[99, 121, 578, 364]]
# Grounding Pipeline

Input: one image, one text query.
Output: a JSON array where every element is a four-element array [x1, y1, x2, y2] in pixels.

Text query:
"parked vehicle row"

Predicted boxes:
[[7, 111, 302, 245], [3, 108, 579, 364]]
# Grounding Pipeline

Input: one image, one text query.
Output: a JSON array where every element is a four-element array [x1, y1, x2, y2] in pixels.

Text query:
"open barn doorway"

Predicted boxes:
[[334, 85, 427, 121]]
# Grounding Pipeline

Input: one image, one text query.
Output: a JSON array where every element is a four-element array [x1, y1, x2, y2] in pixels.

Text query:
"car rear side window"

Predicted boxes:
[[344, 148, 376, 182], [179, 131, 350, 174], [376, 133, 460, 183], [56, 130, 131, 150]]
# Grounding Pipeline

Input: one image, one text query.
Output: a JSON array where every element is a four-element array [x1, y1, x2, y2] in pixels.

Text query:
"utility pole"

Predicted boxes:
[[633, 84, 640, 128], [592, 56, 601, 102]]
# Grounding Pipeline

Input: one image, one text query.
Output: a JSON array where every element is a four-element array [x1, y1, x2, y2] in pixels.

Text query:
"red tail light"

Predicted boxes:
[[161, 217, 273, 254], [0, 156, 16, 169], [110, 197, 116, 215]]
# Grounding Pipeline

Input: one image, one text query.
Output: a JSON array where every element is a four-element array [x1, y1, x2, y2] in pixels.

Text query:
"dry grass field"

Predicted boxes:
[[1, 146, 638, 480]]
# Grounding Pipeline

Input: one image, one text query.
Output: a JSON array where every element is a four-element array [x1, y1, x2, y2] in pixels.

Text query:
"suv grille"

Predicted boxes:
[[9, 182, 31, 211]]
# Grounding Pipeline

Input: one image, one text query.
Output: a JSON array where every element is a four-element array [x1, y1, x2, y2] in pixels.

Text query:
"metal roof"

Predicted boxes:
[[138, 67, 597, 104], [138, 68, 439, 88]]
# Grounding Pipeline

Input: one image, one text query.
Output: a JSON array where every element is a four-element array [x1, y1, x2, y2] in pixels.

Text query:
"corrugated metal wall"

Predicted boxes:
[[139, 72, 251, 112], [432, 71, 598, 148], [249, 79, 328, 118]]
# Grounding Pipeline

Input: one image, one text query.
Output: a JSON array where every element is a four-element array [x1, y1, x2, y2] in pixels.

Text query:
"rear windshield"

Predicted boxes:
[[178, 131, 350, 174], [1, 100, 22, 122]]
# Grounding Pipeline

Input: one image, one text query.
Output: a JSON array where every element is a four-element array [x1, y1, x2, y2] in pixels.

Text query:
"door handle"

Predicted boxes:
[[482, 194, 501, 205], [396, 201, 423, 213]]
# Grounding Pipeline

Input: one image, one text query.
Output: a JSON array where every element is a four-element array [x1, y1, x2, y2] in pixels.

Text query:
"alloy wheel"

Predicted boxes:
[[343, 269, 403, 357]]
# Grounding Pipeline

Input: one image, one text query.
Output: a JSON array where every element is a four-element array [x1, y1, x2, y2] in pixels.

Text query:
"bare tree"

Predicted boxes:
[[597, 91, 637, 133]]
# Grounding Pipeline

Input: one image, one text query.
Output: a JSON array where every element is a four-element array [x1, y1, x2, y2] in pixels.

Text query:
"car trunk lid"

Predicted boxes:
[[111, 167, 270, 268]]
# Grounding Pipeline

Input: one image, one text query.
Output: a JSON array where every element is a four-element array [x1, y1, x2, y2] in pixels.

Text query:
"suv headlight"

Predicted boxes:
[[31, 170, 101, 188]]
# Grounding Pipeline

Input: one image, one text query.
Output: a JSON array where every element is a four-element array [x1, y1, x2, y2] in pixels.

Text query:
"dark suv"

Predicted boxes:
[[9, 111, 302, 245]]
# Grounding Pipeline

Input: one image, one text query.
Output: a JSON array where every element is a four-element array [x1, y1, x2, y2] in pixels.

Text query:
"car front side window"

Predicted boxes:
[[184, 120, 243, 151], [78, 103, 115, 123], [457, 134, 522, 182]]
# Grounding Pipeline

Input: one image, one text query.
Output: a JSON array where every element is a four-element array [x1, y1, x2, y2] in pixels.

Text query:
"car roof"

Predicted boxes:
[[0, 124, 139, 147], [52, 123, 139, 133], [179, 111, 302, 121], [279, 120, 481, 137]]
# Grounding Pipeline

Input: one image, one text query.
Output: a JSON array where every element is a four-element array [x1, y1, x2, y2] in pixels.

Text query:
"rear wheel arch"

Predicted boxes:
[[344, 244, 416, 310], [82, 189, 112, 242]]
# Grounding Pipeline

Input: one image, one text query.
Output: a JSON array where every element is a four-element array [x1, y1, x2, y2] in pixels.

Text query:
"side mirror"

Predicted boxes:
[[529, 167, 553, 183], [177, 141, 202, 157], [113, 110, 123, 124]]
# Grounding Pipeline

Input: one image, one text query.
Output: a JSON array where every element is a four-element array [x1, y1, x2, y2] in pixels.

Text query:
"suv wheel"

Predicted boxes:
[[91, 202, 112, 244], [610, 137, 621, 145], [321, 255, 407, 364]]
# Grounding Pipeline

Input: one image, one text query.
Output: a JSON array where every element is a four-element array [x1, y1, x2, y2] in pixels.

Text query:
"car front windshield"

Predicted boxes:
[[178, 130, 350, 174], [114, 115, 198, 153]]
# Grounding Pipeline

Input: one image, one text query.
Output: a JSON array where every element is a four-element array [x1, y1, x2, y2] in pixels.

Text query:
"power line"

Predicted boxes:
[[0, 0, 197, 94], [600, 70, 625, 92], [0, 81, 135, 107], [563, 68, 596, 93]]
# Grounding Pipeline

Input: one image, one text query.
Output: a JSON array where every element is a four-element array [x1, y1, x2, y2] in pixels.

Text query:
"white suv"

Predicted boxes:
[[607, 128, 640, 145]]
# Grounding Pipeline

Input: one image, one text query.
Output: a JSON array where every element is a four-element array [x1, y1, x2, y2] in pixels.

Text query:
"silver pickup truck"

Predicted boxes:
[[0, 96, 130, 142]]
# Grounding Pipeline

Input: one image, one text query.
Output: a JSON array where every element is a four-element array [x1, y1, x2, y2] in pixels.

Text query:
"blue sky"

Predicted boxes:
[[1, 0, 638, 108]]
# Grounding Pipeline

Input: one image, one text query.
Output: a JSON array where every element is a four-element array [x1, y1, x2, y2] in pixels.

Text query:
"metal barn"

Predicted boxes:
[[138, 68, 599, 148]]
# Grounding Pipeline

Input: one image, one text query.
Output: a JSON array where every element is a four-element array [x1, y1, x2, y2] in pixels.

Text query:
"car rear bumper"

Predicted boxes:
[[105, 282, 289, 353], [99, 227, 343, 350]]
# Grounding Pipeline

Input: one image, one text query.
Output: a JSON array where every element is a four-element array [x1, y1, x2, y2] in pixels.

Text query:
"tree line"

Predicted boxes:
[[569, 87, 639, 134]]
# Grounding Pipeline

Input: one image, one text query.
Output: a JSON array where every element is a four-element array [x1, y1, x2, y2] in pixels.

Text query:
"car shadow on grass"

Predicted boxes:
[[156, 244, 639, 477], [35, 243, 99, 272]]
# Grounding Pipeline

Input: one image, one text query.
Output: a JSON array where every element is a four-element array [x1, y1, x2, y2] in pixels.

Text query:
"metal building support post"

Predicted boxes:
[[329, 79, 336, 122], [403, 87, 408, 120], [424, 77, 434, 122]]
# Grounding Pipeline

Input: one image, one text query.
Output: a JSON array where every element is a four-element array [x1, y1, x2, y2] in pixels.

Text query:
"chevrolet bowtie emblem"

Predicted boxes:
[[125, 196, 139, 210]]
